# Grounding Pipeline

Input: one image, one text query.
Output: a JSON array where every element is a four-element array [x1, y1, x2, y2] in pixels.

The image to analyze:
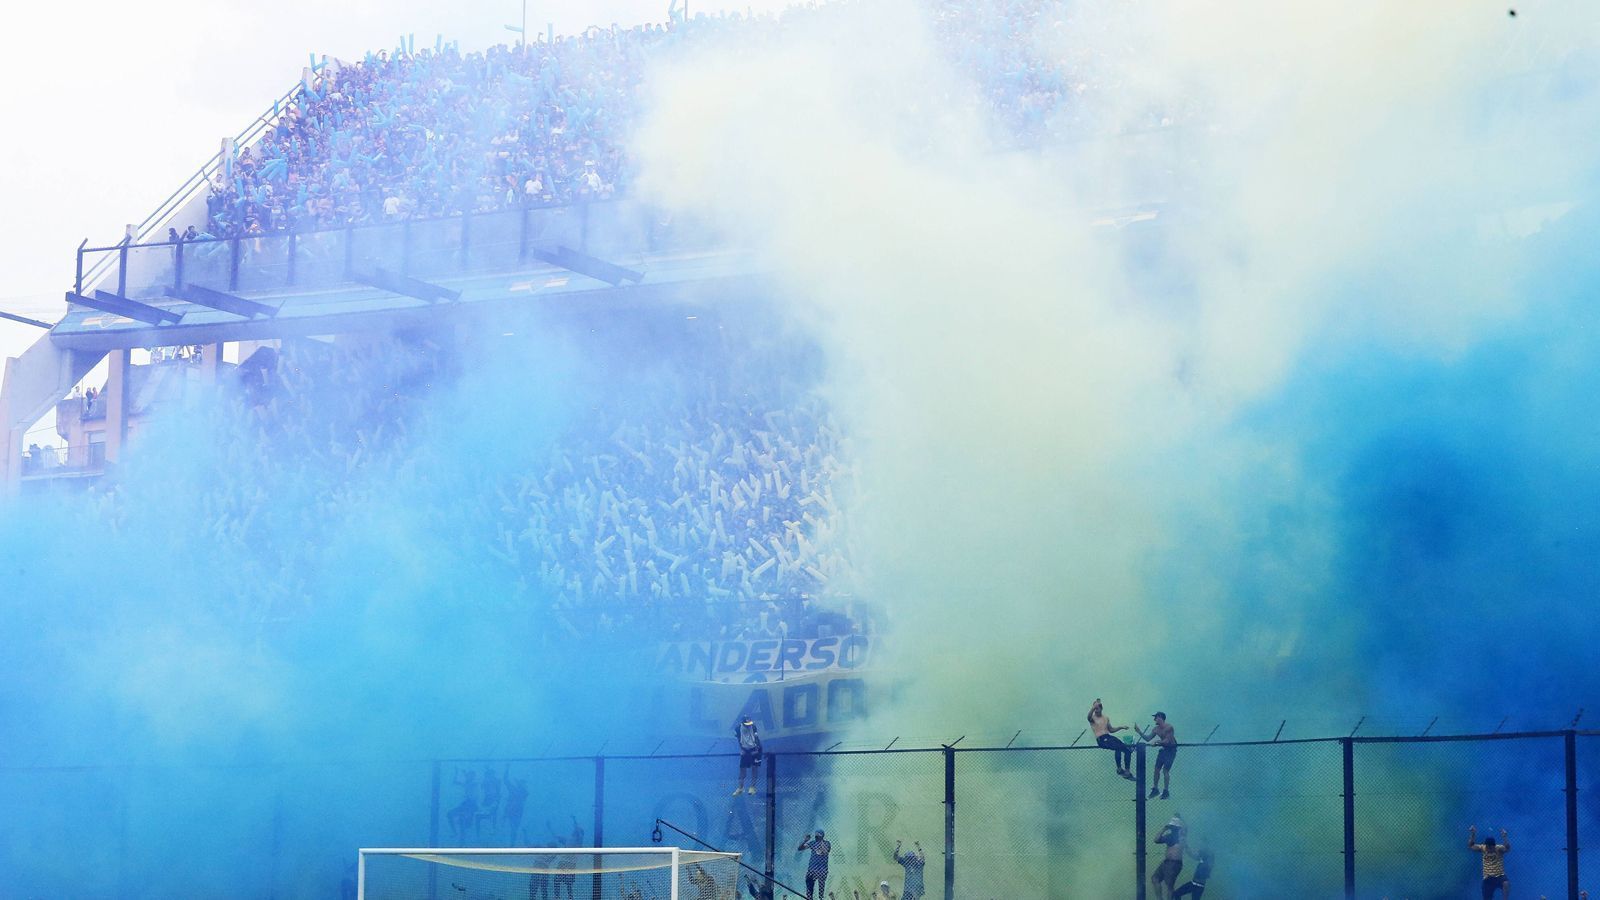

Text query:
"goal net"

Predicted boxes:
[[357, 847, 744, 900]]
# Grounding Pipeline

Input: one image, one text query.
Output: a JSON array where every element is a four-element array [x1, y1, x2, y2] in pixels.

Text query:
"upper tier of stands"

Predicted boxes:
[[200, 0, 1077, 238]]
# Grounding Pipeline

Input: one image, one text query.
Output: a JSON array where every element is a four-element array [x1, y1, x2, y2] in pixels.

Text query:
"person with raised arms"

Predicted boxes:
[[1469, 825, 1511, 899]]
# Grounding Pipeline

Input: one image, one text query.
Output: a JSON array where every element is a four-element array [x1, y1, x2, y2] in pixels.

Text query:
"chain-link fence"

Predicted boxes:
[[2, 732, 1593, 898], [426, 731, 1594, 900]]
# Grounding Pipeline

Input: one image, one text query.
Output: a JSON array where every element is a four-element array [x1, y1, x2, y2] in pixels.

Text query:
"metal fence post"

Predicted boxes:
[[1342, 738, 1356, 900], [402, 221, 413, 276], [943, 745, 955, 900], [173, 240, 184, 292], [118, 238, 130, 298], [765, 752, 778, 892], [1135, 743, 1147, 900], [594, 755, 606, 848], [519, 205, 530, 263], [428, 761, 441, 900], [593, 755, 605, 900], [1566, 730, 1580, 900], [287, 231, 298, 286], [229, 236, 241, 291], [344, 226, 355, 279], [460, 213, 471, 271]]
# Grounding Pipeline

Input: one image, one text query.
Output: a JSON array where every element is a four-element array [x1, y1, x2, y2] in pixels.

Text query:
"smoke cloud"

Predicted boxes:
[[2, 0, 1599, 895], [630, 0, 1600, 892]]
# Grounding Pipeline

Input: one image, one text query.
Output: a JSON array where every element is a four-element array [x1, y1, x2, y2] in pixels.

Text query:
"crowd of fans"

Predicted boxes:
[[67, 322, 860, 640], [199, 0, 1097, 237], [495, 392, 856, 639]]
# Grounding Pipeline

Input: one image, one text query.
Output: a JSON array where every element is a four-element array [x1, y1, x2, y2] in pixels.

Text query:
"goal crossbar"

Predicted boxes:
[[357, 846, 741, 899]]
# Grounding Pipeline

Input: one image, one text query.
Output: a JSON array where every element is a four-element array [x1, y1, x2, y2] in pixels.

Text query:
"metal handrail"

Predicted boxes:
[[79, 197, 603, 255], [77, 78, 308, 292]]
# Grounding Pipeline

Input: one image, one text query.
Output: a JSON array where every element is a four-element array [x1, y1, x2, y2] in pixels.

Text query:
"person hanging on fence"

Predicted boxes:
[[797, 828, 832, 900], [1172, 846, 1213, 898], [1134, 711, 1179, 800], [893, 840, 926, 900], [1468, 825, 1511, 900], [1089, 699, 1134, 780], [734, 714, 764, 796], [1151, 814, 1186, 900]]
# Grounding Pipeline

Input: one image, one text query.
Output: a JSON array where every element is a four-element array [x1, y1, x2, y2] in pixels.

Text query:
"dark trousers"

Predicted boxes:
[[1097, 734, 1131, 770], [805, 868, 827, 900], [1173, 882, 1205, 898]]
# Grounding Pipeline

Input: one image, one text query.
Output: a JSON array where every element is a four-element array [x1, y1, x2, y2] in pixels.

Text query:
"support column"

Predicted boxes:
[[1566, 731, 1580, 900], [104, 349, 130, 464], [200, 343, 222, 383], [1343, 738, 1356, 900], [1, 421, 20, 489]]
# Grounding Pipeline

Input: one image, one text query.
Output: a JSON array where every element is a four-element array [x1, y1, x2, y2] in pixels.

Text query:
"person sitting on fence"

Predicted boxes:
[[1469, 825, 1511, 900], [797, 829, 831, 900], [744, 874, 775, 900], [734, 715, 763, 796], [1089, 699, 1134, 780], [1151, 814, 1186, 900], [893, 840, 925, 900], [1135, 711, 1178, 800], [1172, 846, 1213, 898]]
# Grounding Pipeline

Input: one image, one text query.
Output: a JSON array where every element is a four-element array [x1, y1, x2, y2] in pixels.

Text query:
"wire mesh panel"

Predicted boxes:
[[408, 217, 465, 278], [181, 238, 232, 293], [1581, 734, 1600, 897], [115, 763, 284, 897], [464, 209, 524, 273], [1158, 741, 1344, 898], [528, 205, 588, 254], [360, 849, 740, 900], [603, 753, 763, 870], [236, 232, 292, 292], [263, 761, 437, 897], [294, 228, 348, 287], [350, 224, 406, 278], [955, 746, 1131, 899], [122, 242, 178, 301], [583, 202, 654, 267], [438, 758, 597, 850], [777, 751, 944, 900], [0, 766, 128, 898], [1355, 735, 1568, 899]]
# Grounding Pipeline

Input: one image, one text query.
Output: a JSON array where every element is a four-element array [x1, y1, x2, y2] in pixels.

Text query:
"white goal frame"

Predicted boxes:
[[358, 846, 710, 900]]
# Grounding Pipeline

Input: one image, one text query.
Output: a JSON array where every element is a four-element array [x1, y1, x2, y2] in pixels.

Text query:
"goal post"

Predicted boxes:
[[357, 846, 742, 900]]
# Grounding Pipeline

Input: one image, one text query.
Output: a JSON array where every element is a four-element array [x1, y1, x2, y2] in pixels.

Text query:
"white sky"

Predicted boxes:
[[0, 0, 790, 381]]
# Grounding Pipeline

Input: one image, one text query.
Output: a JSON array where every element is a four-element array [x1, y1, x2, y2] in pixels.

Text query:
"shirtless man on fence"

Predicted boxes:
[[1089, 699, 1134, 780], [1135, 711, 1178, 800]]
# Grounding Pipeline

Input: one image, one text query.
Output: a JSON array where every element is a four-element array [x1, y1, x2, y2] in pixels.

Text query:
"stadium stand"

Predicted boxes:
[[199, 0, 1082, 237], [53, 311, 860, 639]]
